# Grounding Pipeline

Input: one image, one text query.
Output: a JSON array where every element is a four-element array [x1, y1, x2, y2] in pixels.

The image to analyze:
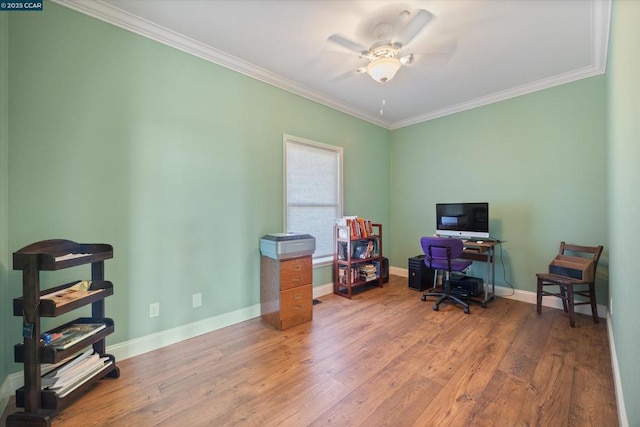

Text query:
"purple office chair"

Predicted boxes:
[[420, 236, 473, 314]]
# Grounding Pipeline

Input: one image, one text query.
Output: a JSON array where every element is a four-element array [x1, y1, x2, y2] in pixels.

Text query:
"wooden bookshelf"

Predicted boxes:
[[333, 221, 383, 299]]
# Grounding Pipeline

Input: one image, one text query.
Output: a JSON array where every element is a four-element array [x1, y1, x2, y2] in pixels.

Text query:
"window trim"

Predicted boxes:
[[283, 134, 343, 267]]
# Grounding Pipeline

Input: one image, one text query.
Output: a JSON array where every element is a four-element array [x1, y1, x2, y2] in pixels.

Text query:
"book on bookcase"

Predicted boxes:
[[46, 322, 107, 350], [338, 266, 360, 284], [337, 216, 375, 240], [357, 217, 368, 238], [41, 349, 113, 397]]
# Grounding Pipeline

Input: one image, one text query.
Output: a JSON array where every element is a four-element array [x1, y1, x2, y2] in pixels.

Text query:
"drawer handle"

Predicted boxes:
[[292, 278, 300, 284], [294, 293, 302, 300], [293, 305, 302, 310], [294, 265, 302, 271]]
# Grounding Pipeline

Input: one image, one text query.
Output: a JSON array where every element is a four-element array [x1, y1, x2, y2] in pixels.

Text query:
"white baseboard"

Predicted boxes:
[[396, 265, 622, 420], [0, 275, 615, 416], [1, 375, 12, 417], [608, 313, 629, 427], [1, 303, 262, 406], [1, 284, 337, 405], [107, 304, 261, 362], [389, 266, 406, 278], [110, 283, 337, 362], [313, 282, 334, 299], [391, 267, 607, 318]]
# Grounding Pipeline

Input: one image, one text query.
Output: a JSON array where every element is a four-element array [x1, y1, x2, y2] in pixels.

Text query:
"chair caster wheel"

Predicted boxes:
[[433, 305, 439, 311], [464, 308, 470, 314], [481, 303, 487, 308], [421, 295, 427, 302]]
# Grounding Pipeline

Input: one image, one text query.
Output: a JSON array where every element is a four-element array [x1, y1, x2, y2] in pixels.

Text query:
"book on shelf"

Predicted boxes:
[[357, 217, 368, 238], [347, 218, 358, 239], [57, 360, 112, 398], [41, 280, 101, 307], [46, 322, 107, 350], [358, 264, 378, 281], [335, 217, 349, 239], [41, 348, 112, 397], [338, 266, 359, 284], [371, 260, 381, 277], [352, 242, 365, 259], [365, 220, 373, 237], [337, 242, 348, 260], [350, 240, 376, 259], [42, 349, 94, 388], [337, 216, 375, 240], [340, 215, 362, 239], [40, 353, 80, 378], [363, 241, 375, 258], [338, 266, 347, 284]]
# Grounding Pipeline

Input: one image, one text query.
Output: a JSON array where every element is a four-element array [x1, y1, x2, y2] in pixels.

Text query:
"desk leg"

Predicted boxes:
[[491, 247, 495, 296], [481, 247, 496, 307], [484, 254, 489, 301]]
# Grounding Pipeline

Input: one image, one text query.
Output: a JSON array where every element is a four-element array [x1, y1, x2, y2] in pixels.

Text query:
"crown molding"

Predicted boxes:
[[390, 64, 605, 130], [391, 0, 611, 130], [51, 0, 391, 128], [52, 0, 610, 131]]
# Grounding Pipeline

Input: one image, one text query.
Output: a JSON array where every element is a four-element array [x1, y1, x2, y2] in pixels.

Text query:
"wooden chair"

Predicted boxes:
[[536, 242, 604, 327]]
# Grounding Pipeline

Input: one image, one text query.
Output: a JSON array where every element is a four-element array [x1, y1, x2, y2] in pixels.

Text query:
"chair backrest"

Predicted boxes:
[[558, 242, 604, 280], [420, 236, 465, 260]]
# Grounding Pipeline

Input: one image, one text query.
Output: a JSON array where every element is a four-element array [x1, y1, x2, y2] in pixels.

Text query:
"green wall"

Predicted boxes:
[[1, 13, 10, 388], [607, 1, 640, 425], [389, 77, 608, 301], [3, 2, 390, 372], [3, 2, 637, 423]]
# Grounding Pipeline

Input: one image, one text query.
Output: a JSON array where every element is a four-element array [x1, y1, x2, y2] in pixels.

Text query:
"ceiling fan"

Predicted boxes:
[[327, 8, 434, 84]]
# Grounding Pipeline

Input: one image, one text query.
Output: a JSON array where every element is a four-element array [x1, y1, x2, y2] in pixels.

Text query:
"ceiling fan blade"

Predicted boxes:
[[416, 38, 458, 56], [399, 9, 433, 47], [327, 34, 369, 55], [329, 68, 364, 83], [329, 63, 368, 83], [411, 52, 454, 67]]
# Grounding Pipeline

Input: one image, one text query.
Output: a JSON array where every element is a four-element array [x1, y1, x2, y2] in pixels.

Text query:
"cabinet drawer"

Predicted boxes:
[[280, 257, 312, 290], [279, 284, 312, 330]]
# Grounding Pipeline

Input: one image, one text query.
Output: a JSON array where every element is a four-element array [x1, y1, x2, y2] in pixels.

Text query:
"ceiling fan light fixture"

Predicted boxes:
[[367, 57, 401, 83]]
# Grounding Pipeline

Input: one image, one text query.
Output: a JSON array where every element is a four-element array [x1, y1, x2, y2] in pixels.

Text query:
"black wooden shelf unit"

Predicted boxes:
[[7, 239, 120, 427]]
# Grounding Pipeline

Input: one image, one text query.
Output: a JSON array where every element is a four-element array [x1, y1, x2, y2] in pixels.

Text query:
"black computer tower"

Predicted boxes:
[[381, 257, 389, 283], [408, 255, 435, 291]]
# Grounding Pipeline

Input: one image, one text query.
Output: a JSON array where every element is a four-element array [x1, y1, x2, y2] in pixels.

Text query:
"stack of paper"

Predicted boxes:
[[41, 349, 112, 397]]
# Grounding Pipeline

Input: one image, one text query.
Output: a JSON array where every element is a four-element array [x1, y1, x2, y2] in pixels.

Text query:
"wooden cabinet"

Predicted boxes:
[[7, 239, 120, 427], [260, 255, 313, 330], [333, 223, 383, 299]]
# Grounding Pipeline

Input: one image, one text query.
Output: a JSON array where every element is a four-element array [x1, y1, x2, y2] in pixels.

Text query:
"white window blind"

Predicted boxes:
[[284, 135, 343, 265]]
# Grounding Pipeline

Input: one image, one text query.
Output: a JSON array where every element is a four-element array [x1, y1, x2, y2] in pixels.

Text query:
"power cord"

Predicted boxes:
[[489, 235, 515, 296]]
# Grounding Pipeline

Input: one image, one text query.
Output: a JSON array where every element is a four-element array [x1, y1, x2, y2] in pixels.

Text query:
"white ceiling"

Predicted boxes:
[[54, 0, 610, 129]]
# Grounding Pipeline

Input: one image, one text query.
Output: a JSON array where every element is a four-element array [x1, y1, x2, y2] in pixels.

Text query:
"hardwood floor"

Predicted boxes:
[[2, 275, 618, 426]]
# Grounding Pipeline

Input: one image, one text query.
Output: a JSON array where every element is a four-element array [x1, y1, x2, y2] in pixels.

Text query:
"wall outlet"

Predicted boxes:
[[149, 302, 160, 318], [192, 293, 202, 308]]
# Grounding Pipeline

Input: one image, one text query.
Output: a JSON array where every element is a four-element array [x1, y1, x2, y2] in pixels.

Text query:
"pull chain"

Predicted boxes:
[[379, 84, 386, 116]]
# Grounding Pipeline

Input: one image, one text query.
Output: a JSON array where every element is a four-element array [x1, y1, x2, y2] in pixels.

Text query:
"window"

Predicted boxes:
[[284, 134, 343, 266]]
